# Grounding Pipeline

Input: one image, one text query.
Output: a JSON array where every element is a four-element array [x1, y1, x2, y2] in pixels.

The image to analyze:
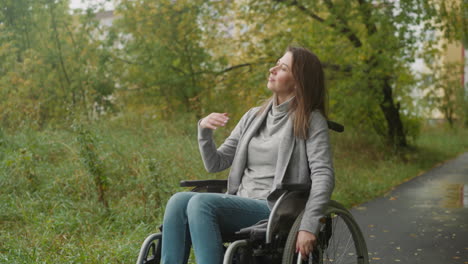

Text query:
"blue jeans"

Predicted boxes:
[[161, 192, 271, 264]]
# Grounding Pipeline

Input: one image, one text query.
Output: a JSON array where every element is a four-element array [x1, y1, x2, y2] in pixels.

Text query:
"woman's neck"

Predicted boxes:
[[275, 93, 294, 105]]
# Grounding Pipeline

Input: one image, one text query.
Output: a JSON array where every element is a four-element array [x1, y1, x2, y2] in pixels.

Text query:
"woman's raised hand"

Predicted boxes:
[[200, 113, 229, 130]]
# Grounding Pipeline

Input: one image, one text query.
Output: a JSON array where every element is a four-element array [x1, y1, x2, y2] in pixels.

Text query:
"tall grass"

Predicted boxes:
[[0, 115, 466, 263]]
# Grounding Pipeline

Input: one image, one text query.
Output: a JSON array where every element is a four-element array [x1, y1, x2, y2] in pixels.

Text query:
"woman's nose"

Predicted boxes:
[[269, 66, 277, 74]]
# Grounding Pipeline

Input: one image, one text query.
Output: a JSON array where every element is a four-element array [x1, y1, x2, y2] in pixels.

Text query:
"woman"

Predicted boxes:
[[161, 46, 334, 264]]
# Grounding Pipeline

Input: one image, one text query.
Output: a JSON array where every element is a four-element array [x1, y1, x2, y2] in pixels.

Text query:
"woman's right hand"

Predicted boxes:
[[200, 113, 229, 130]]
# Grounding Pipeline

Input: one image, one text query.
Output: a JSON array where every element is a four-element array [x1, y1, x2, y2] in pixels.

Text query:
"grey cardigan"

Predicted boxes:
[[197, 99, 334, 235]]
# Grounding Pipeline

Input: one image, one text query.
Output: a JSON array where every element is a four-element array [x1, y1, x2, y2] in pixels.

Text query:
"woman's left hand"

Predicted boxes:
[[296, 230, 317, 260]]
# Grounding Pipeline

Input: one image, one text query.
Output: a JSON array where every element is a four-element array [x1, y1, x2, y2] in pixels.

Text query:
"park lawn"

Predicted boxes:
[[0, 115, 467, 263]]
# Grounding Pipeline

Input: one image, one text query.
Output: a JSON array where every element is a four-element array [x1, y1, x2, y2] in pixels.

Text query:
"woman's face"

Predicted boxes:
[[267, 52, 296, 96]]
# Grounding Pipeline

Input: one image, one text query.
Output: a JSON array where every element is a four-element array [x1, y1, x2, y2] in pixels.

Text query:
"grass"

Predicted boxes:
[[0, 114, 467, 263], [331, 124, 468, 207]]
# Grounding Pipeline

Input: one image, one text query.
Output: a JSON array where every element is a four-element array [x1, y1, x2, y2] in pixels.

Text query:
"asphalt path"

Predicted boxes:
[[350, 152, 468, 264]]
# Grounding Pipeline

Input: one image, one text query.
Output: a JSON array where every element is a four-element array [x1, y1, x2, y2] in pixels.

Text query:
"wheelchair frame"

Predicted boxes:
[[136, 121, 370, 264]]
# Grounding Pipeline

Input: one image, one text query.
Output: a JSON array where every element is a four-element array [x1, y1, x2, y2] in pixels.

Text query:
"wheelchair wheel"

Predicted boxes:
[[136, 233, 162, 264], [282, 201, 369, 264]]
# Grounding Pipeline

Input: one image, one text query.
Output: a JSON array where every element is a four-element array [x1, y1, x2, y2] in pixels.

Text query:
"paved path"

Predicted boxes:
[[351, 152, 468, 264]]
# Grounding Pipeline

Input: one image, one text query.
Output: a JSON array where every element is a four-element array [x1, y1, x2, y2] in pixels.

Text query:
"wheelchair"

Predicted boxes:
[[136, 121, 369, 264]]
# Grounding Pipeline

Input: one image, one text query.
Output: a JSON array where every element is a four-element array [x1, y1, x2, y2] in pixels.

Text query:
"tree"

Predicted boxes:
[[272, 0, 442, 147], [111, 0, 214, 119], [427, 63, 465, 127], [0, 0, 115, 128], [192, 0, 441, 148], [436, 0, 468, 127]]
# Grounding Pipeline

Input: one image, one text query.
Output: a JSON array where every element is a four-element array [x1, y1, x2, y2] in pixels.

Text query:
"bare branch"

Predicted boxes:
[[274, 0, 363, 48], [274, 0, 326, 23], [290, 0, 326, 23], [356, 0, 378, 36], [322, 0, 363, 47], [216, 63, 255, 74]]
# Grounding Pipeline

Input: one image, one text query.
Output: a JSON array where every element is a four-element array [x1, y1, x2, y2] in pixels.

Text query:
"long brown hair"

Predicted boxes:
[[259, 46, 328, 139]]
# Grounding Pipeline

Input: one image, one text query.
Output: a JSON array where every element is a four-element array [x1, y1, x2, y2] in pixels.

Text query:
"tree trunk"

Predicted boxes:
[[380, 79, 407, 147]]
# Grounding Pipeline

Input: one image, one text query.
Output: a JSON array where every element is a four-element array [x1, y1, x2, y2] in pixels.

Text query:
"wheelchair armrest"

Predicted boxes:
[[276, 183, 311, 192], [327, 120, 344, 133], [180, 180, 227, 188], [180, 180, 227, 193]]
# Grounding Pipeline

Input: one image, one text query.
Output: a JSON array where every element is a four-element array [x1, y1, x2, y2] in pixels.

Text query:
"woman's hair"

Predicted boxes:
[[259, 45, 328, 139]]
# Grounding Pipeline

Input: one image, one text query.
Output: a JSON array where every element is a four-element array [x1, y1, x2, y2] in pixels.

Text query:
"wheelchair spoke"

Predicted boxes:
[[320, 213, 360, 264], [282, 202, 369, 264]]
